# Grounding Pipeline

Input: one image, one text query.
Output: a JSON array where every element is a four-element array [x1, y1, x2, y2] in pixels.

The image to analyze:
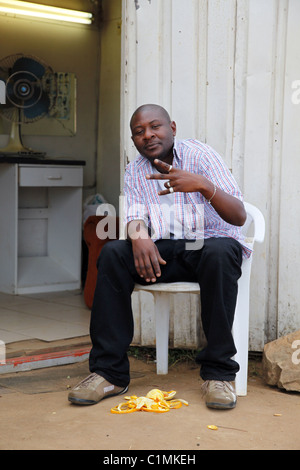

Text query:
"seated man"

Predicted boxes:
[[69, 104, 251, 410]]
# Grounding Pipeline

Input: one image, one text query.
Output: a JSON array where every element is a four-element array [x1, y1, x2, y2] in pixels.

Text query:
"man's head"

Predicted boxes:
[[130, 104, 176, 165]]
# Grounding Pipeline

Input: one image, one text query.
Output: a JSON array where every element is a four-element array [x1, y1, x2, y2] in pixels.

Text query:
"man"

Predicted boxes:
[[69, 104, 251, 409]]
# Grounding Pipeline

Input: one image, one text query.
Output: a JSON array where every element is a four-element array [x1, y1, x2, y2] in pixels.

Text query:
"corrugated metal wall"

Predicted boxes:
[[120, 0, 300, 351]]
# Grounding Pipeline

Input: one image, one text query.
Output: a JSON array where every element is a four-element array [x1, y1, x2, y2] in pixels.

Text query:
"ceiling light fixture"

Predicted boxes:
[[0, 0, 93, 24]]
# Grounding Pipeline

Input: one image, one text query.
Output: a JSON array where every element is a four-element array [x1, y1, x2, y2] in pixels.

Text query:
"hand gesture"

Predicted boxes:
[[146, 159, 203, 195]]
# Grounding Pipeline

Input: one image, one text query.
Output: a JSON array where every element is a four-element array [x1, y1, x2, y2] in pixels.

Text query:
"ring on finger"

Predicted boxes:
[[169, 187, 174, 194], [168, 165, 173, 172], [166, 181, 171, 188]]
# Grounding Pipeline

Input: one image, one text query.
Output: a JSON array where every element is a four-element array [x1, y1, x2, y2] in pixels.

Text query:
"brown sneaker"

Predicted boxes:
[[201, 380, 236, 409], [68, 373, 128, 405]]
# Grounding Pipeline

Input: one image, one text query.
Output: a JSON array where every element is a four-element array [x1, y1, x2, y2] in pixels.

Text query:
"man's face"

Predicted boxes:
[[130, 108, 176, 164]]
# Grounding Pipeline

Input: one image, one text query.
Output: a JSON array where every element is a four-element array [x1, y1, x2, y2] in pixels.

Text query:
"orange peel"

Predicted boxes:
[[110, 388, 188, 414]]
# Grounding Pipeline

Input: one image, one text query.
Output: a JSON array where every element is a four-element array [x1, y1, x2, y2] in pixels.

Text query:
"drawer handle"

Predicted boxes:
[[47, 175, 63, 180]]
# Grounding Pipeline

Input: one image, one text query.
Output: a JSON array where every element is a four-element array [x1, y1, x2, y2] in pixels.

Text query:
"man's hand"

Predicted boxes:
[[146, 159, 247, 226], [127, 220, 166, 282], [146, 159, 202, 195]]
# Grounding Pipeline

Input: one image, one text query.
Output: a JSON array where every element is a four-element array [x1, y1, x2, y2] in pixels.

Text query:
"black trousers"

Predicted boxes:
[[89, 237, 243, 388]]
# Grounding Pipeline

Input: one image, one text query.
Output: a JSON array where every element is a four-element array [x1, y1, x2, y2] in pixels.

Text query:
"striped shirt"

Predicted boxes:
[[124, 138, 252, 258]]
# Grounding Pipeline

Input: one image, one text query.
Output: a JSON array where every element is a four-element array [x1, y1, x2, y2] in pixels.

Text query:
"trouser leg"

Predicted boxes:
[[89, 240, 136, 388], [183, 238, 243, 381], [89, 239, 193, 387]]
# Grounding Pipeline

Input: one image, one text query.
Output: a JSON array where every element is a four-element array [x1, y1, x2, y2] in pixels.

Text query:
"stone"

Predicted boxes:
[[262, 330, 300, 392]]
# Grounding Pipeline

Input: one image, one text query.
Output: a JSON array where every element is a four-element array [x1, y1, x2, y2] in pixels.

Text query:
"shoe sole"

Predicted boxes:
[[206, 401, 236, 410], [68, 385, 128, 406]]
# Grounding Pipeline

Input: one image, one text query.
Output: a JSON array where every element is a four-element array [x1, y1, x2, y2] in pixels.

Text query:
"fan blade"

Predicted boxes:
[[23, 92, 50, 119], [11, 57, 46, 79], [10, 71, 35, 82]]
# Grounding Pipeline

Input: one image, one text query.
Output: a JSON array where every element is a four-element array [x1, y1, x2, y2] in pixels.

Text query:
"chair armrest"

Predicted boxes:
[[244, 202, 265, 244]]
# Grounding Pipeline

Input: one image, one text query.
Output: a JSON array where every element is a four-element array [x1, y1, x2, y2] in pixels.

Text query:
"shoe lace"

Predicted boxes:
[[79, 373, 102, 389], [201, 380, 233, 395]]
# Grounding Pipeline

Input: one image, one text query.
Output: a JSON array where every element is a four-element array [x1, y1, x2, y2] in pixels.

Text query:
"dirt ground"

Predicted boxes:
[[0, 355, 299, 452]]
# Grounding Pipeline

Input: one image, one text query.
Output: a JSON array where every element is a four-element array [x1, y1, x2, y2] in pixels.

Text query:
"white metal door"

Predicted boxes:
[[120, 0, 300, 350]]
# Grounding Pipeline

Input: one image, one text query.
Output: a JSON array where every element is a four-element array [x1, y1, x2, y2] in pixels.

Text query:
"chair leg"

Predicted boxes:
[[234, 354, 248, 396], [233, 314, 249, 396], [233, 307, 249, 397], [232, 264, 251, 396], [155, 292, 170, 375]]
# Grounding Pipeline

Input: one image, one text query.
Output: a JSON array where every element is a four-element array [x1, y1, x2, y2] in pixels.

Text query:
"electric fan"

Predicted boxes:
[[0, 53, 57, 157]]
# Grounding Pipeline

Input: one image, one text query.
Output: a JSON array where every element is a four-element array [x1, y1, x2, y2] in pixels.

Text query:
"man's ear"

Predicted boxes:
[[171, 121, 177, 136]]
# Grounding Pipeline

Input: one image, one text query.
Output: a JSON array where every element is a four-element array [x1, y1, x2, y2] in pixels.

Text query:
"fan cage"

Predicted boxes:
[[0, 53, 57, 124]]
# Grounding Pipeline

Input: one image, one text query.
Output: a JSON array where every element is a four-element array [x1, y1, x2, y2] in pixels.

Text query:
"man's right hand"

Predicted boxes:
[[127, 220, 166, 282]]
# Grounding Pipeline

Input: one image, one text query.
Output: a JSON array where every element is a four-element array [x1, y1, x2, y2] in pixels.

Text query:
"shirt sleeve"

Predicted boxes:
[[123, 164, 149, 226], [199, 144, 243, 201]]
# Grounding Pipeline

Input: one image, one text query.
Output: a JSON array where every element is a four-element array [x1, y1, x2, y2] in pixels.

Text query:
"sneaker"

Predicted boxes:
[[201, 380, 237, 409], [68, 372, 128, 406]]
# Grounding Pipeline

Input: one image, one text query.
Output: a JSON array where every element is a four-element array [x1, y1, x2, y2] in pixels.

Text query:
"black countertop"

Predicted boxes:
[[0, 155, 86, 165]]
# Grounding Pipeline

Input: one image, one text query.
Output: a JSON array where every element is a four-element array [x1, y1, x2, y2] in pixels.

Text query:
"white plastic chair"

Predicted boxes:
[[134, 202, 265, 396]]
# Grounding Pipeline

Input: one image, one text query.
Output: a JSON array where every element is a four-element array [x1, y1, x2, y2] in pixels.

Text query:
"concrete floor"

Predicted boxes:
[[0, 355, 299, 451], [0, 290, 299, 451]]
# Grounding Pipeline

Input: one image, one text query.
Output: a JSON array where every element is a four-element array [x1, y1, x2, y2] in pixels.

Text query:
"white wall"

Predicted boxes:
[[120, 0, 300, 350]]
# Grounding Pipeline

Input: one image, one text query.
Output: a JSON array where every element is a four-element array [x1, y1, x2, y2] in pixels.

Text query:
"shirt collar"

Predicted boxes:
[[173, 137, 182, 163]]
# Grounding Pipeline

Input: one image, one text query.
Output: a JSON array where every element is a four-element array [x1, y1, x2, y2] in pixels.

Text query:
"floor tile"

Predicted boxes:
[[0, 291, 90, 344]]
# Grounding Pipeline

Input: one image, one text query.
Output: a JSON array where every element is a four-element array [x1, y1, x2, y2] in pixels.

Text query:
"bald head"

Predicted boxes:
[[130, 104, 171, 131]]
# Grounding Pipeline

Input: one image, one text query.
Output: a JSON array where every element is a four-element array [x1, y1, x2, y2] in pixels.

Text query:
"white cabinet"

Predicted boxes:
[[0, 161, 84, 294]]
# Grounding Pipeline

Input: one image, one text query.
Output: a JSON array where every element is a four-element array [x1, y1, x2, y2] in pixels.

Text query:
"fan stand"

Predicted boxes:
[[0, 113, 45, 157], [0, 121, 30, 154]]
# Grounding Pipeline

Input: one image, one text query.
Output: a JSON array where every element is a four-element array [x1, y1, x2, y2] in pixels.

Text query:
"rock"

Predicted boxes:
[[262, 330, 300, 392]]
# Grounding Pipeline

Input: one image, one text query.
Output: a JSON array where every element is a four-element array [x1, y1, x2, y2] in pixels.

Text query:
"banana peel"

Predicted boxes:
[[111, 388, 188, 414]]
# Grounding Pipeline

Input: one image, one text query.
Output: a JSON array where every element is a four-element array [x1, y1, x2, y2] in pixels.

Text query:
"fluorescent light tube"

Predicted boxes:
[[0, 0, 93, 24]]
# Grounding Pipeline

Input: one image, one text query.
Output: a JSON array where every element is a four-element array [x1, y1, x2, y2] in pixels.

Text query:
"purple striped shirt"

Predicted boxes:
[[124, 139, 252, 258]]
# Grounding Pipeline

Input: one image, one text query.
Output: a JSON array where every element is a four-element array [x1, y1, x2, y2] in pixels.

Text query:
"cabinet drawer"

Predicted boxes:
[[18, 165, 83, 187]]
